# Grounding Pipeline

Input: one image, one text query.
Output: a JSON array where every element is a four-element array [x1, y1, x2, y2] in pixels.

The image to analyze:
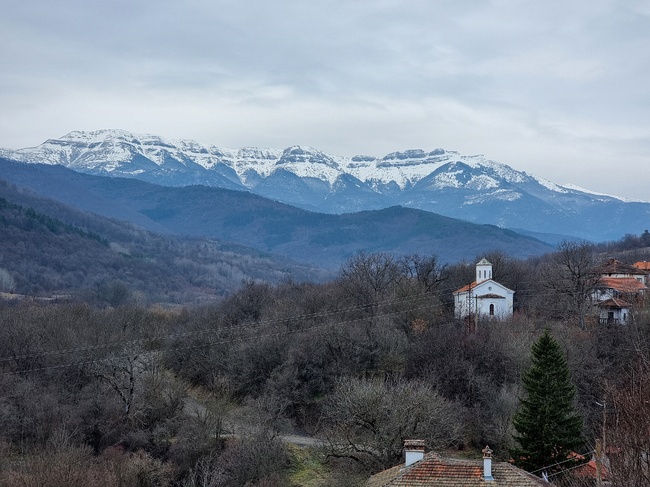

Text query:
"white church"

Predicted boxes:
[[453, 258, 514, 321]]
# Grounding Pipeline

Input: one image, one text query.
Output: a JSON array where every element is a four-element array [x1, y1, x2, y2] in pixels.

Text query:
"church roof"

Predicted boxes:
[[453, 279, 514, 295], [454, 281, 477, 294]]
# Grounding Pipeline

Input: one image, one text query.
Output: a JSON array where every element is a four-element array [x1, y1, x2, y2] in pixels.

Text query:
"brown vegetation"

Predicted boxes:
[[0, 233, 649, 485]]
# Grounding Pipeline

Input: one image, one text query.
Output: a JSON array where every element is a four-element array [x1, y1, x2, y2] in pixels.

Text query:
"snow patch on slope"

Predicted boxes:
[[560, 183, 644, 203], [463, 189, 523, 205], [5, 129, 634, 203]]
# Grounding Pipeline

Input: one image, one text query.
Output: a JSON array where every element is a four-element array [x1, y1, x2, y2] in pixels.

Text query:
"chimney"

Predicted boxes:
[[482, 445, 494, 481], [404, 439, 425, 467]]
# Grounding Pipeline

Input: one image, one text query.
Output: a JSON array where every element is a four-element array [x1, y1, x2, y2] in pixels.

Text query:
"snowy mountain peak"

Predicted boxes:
[[0, 130, 610, 200], [382, 149, 428, 161], [277, 146, 338, 167], [0, 130, 513, 186], [60, 129, 146, 142], [3, 129, 645, 242], [273, 146, 343, 183]]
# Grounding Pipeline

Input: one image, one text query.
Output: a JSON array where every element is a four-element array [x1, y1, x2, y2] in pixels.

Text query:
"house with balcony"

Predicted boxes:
[[592, 259, 648, 324], [634, 261, 650, 284]]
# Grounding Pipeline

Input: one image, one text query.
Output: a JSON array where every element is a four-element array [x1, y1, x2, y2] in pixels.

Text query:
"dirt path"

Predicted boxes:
[[182, 395, 325, 447]]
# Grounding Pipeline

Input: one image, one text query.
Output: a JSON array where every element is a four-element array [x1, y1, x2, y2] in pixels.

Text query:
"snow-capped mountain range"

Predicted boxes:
[[2, 129, 648, 242], [1, 129, 569, 193]]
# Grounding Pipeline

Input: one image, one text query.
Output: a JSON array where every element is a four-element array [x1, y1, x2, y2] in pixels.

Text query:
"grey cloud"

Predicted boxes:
[[1, 0, 649, 200]]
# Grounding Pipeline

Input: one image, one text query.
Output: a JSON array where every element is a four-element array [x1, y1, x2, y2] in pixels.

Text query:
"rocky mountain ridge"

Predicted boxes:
[[0, 157, 555, 270], [3, 129, 648, 242]]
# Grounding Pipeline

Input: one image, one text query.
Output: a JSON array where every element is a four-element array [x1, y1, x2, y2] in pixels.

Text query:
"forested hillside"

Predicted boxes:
[[1, 239, 649, 486], [4, 130, 649, 242], [0, 158, 555, 269], [0, 181, 325, 304]]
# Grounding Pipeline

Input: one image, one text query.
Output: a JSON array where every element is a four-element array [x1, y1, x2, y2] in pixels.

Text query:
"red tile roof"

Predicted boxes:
[[597, 297, 632, 309], [597, 277, 647, 293], [573, 459, 609, 480], [454, 281, 477, 294], [634, 261, 650, 271], [366, 453, 550, 486], [599, 258, 647, 275], [568, 452, 609, 481]]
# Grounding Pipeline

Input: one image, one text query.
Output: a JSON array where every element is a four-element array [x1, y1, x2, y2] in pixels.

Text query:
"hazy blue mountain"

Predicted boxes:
[[0, 177, 323, 303], [2, 129, 647, 241], [0, 157, 554, 269]]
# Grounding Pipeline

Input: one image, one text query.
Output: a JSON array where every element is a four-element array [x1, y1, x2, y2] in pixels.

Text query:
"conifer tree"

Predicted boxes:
[[511, 330, 584, 477]]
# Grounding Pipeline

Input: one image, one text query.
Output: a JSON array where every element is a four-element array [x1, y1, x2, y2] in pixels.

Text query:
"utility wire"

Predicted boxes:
[[1, 270, 634, 371], [0, 290, 439, 364], [0, 301, 441, 376], [528, 450, 595, 476]]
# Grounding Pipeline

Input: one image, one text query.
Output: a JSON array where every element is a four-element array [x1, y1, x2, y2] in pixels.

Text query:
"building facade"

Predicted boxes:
[[453, 258, 514, 321]]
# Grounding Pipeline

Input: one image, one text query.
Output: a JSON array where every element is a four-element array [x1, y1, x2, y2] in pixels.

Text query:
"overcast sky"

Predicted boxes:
[[1, 0, 649, 200]]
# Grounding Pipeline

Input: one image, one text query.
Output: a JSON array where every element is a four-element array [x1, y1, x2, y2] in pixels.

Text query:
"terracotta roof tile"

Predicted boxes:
[[597, 277, 647, 293], [454, 281, 477, 294], [634, 261, 650, 271], [367, 453, 550, 486], [598, 297, 632, 309], [599, 258, 647, 275], [573, 458, 609, 480]]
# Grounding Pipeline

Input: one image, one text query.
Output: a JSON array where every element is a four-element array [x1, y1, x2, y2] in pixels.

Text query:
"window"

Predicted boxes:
[[489, 304, 495, 316]]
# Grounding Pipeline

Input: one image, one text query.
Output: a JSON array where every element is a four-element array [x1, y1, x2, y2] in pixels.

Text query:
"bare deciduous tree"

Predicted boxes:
[[92, 347, 152, 419], [398, 254, 448, 294], [321, 377, 463, 471], [606, 357, 650, 486], [338, 252, 401, 308], [541, 241, 599, 328]]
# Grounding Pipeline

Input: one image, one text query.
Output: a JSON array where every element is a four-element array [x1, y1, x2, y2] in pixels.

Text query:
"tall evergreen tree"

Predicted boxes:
[[511, 330, 584, 477]]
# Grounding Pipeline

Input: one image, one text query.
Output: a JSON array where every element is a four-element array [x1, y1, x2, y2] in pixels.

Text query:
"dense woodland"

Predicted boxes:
[[0, 190, 326, 303], [1, 189, 650, 485]]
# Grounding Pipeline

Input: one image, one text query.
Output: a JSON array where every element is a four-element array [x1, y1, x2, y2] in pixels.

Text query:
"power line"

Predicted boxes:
[[0, 290, 439, 365], [1, 268, 638, 374], [528, 450, 595, 476], [0, 299, 443, 376]]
